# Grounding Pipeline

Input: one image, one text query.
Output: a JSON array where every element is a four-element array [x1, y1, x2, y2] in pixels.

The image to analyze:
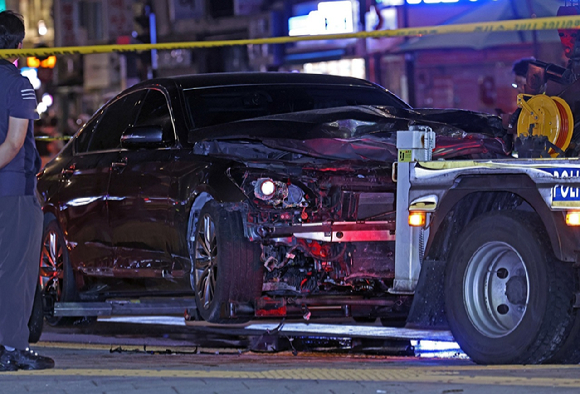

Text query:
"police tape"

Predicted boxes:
[[1, 15, 580, 59], [35, 135, 72, 141]]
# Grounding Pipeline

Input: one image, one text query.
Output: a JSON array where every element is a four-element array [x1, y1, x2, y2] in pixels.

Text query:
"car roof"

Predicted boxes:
[[136, 72, 386, 91]]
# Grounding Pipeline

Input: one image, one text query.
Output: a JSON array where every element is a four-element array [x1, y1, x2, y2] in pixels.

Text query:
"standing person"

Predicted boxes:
[[504, 57, 541, 133], [511, 57, 535, 94], [511, 57, 549, 95], [0, 10, 54, 371]]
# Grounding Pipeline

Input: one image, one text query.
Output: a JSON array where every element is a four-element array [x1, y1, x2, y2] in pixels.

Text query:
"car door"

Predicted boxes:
[[107, 88, 181, 285], [58, 92, 144, 276]]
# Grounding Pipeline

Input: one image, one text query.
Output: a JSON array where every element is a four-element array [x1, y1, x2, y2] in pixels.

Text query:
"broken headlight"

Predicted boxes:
[[253, 177, 307, 208]]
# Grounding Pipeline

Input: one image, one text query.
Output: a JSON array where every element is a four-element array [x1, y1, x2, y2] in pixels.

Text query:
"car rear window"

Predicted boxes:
[[184, 84, 408, 129]]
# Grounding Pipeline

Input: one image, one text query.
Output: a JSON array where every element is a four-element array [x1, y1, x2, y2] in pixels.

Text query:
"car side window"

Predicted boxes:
[[81, 91, 146, 153], [75, 112, 102, 153], [133, 89, 175, 144]]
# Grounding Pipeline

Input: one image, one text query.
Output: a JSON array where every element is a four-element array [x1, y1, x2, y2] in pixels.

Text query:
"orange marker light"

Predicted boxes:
[[26, 55, 56, 69], [408, 211, 426, 227], [27, 56, 40, 68], [566, 211, 580, 226]]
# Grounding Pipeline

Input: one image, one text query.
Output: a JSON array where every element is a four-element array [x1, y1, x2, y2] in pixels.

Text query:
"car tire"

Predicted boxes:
[[190, 201, 262, 324], [444, 211, 574, 364], [40, 219, 79, 326], [27, 282, 44, 343]]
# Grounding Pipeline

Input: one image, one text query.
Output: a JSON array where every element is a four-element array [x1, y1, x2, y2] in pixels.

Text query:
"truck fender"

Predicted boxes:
[[407, 174, 575, 329]]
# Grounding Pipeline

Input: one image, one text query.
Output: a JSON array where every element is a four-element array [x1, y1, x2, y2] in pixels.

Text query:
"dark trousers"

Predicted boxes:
[[0, 195, 42, 349]]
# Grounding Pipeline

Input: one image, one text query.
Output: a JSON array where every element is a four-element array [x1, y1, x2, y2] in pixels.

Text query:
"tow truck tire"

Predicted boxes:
[[444, 211, 574, 365], [40, 219, 79, 326], [27, 282, 44, 343], [190, 201, 262, 324], [545, 310, 580, 364]]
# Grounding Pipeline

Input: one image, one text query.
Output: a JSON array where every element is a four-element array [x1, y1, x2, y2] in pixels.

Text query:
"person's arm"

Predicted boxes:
[[0, 116, 29, 170]]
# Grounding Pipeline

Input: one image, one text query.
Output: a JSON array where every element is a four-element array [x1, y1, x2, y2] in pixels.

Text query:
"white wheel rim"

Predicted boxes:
[[463, 241, 529, 338], [194, 213, 217, 310], [39, 228, 64, 300]]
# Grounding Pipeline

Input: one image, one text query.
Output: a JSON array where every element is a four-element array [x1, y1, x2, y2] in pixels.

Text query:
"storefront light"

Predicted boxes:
[[20, 67, 41, 90], [37, 102, 48, 114], [38, 20, 47, 36], [289, 1, 355, 36], [376, 0, 404, 5], [303, 58, 366, 80], [407, 0, 472, 3], [42, 93, 53, 107]]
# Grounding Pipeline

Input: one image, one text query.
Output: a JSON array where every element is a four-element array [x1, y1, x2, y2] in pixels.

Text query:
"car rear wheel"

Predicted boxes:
[[39, 219, 79, 326], [189, 201, 262, 324], [444, 211, 574, 364]]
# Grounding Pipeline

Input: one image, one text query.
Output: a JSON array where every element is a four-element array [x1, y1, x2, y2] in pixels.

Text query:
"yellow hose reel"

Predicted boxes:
[[517, 94, 574, 157]]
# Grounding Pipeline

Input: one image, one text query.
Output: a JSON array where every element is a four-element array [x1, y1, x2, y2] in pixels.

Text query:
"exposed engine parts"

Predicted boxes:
[[260, 240, 395, 296]]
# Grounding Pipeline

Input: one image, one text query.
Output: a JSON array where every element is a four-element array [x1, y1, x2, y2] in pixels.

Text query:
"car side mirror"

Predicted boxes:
[[120, 125, 166, 149]]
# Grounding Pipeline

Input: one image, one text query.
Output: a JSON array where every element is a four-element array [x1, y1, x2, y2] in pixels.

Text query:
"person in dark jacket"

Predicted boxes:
[[0, 9, 54, 371]]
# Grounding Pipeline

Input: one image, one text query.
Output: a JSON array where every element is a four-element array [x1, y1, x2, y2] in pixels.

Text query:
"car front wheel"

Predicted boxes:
[[189, 201, 262, 324]]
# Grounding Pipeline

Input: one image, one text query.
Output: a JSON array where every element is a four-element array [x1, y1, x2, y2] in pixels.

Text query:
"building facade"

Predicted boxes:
[[9, 0, 569, 135]]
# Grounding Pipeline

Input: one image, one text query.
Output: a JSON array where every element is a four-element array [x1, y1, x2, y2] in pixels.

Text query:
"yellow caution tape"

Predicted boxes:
[[35, 136, 72, 141], [1, 15, 579, 59]]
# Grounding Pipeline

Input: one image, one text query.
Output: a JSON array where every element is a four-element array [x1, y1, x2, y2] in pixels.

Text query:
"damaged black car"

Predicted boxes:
[[35, 72, 509, 331]]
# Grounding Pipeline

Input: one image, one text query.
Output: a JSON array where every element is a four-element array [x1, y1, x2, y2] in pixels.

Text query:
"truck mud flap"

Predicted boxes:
[[405, 259, 449, 329]]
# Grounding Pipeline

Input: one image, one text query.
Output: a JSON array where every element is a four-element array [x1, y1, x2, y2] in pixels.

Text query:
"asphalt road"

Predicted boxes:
[[2, 318, 579, 394]]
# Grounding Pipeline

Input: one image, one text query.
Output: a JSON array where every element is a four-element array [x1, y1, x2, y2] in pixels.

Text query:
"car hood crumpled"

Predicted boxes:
[[190, 105, 511, 163]]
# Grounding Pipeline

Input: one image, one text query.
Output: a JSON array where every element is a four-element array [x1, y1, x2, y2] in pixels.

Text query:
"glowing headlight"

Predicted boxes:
[[260, 179, 276, 196], [252, 177, 306, 208], [254, 178, 285, 201]]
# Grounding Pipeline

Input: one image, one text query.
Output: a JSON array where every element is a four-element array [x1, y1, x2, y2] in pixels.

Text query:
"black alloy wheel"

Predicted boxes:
[[195, 210, 218, 314], [188, 200, 262, 324]]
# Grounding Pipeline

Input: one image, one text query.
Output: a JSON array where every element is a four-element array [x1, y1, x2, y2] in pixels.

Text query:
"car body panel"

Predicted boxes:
[[57, 151, 114, 275]]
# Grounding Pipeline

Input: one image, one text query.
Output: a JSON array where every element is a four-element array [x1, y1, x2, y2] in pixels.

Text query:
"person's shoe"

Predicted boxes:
[[2, 347, 54, 370], [0, 347, 18, 372]]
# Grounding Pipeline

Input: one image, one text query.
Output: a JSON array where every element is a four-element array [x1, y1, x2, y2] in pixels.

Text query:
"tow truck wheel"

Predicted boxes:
[[545, 310, 580, 364], [444, 211, 574, 364], [39, 219, 79, 326], [189, 201, 262, 324]]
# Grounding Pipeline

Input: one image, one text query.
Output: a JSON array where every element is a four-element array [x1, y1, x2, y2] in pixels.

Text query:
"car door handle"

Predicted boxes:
[[61, 164, 75, 178], [111, 157, 128, 170]]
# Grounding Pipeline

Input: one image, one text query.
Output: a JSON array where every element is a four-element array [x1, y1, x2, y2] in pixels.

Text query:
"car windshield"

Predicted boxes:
[[184, 84, 409, 129]]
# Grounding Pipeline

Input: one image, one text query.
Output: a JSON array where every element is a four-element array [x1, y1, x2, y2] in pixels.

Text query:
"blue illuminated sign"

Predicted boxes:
[[405, 0, 498, 4], [289, 1, 356, 36], [538, 167, 580, 203], [553, 185, 580, 202]]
